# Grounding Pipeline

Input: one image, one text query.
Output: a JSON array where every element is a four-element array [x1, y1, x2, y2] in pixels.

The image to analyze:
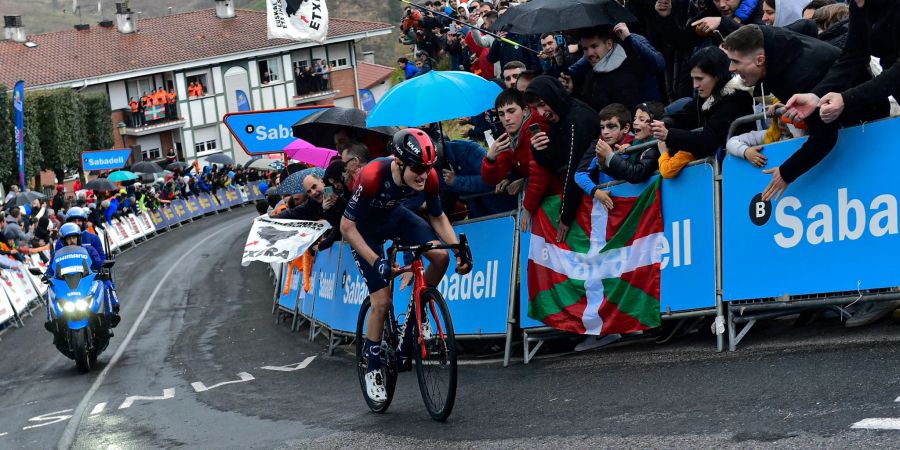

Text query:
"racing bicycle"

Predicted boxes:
[[355, 234, 472, 421]]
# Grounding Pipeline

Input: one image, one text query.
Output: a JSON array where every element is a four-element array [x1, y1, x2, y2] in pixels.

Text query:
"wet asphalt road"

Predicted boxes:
[[1, 206, 900, 449]]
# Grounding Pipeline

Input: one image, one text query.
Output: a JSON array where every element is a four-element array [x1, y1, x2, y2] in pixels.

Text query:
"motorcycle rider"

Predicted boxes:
[[58, 207, 121, 324], [44, 223, 106, 340]]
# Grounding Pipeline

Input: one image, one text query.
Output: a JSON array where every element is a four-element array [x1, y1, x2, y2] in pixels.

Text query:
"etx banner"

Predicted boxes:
[[519, 167, 718, 329], [391, 215, 516, 335], [223, 106, 328, 156], [81, 149, 132, 172], [13, 81, 25, 189], [723, 117, 900, 300]]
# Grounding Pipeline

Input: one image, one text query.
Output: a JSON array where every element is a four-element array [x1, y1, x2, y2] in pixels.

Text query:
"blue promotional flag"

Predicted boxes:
[[13, 81, 25, 190], [236, 90, 251, 112], [359, 89, 376, 112]]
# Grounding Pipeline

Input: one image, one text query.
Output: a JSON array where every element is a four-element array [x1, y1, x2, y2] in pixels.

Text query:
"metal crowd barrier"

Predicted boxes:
[[265, 114, 900, 363]]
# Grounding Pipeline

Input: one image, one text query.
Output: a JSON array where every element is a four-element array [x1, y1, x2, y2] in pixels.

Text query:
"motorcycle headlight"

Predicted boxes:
[[75, 299, 88, 311], [63, 302, 76, 313]]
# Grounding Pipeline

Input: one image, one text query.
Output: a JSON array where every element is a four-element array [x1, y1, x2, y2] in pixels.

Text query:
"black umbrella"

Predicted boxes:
[[167, 161, 191, 171], [292, 107, 398, 149], [84, 178, 118, 192], [4, 191, 45, 208], [206, 153, 234, 166], [492, 0, 637, 35], [131, 161, 164, 174]]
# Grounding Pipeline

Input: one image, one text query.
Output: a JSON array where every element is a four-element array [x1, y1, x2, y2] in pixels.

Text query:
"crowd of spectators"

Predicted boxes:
[[0, 163, 271, 265], [293, 60, 333, 96], [129, 86, 179, 127], [386, 0, 898, 227]]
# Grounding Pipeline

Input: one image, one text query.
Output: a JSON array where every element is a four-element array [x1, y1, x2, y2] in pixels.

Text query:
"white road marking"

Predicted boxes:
[[56, 215, 247, 450], [260, 355, 317, 372], [895, 396, 900, 402], [89, 403, 106, 416], [852, 418, 900, 430], [22, 410, 74, 430], [191, 372, 255, 393], [0, 432, 7, 437], [118, 388, 175, 410]]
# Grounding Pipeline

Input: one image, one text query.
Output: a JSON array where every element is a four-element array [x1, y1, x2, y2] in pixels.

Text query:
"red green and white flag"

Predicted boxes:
[[527, 178, 663, 335], [144, 104, 166, 121]]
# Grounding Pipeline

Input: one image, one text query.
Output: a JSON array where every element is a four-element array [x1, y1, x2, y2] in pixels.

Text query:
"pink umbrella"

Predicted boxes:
[[282, 139, 339, 168]]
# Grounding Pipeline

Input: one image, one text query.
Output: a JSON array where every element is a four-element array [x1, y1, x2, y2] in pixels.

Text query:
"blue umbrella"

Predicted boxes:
[[107, 170, 139, 182], [273, 167, 325, 196], [366, 71, 503, 127]]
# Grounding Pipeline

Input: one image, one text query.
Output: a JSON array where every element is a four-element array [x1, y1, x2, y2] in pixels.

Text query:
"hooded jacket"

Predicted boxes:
[[525, 76, 601, 226], [818, 19, 850, 50], [663, 76, 756, 158], [772, 0, 806, 27]]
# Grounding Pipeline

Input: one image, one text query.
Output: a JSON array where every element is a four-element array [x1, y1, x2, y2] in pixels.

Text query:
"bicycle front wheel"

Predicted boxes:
[[355, 297, 398, 414], [413, 288, 458, 421]]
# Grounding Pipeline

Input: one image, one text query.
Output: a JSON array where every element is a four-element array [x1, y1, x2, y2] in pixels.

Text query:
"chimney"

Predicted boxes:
[[363, 51, 375, 64], [115, 2, 137, 34], [99, 19, 114, 28], [4, 16, 26, 43], [215, 0, 236, 19]]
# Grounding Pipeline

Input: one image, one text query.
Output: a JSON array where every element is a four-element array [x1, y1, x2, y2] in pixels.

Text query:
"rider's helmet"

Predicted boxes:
[[65, 207, 88, 223], [60, 223, 82, 244], [391, 128, 437, 171]]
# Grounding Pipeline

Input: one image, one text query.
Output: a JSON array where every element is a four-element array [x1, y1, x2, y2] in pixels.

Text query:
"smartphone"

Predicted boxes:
[[554, 34, 565, 47], [528, 123, 542, 136], [323, 186, 334, 198], [490, 120, 505, 138], [449, 23, 458, 35]]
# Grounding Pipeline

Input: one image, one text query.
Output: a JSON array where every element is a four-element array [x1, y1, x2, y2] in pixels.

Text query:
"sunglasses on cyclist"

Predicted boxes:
[[404, 163, 432, 175]]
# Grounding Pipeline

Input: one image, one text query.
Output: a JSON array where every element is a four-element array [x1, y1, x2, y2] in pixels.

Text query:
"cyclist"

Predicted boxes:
[[340, 128, 473, 403]]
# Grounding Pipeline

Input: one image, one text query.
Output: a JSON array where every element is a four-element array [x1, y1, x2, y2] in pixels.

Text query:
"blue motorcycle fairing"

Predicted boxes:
[[49, 273, 103, 329]]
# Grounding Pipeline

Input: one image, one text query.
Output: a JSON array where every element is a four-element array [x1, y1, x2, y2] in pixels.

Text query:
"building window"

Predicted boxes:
[[127, 77, 155, 101], [194, 139, 218, 155], [187, 73, 209, 98], [330, 58, 348, 68], [142, 147, 162, 161], [258, 57, 282, 84]]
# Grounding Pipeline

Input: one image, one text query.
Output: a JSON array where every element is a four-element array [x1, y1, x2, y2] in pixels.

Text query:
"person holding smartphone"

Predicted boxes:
[[482, 89, 552, 215]]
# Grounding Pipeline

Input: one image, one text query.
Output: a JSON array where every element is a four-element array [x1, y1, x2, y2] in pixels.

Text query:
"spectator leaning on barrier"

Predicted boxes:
[[575, 103, 635, 196], [650, 46, 755, 178], [438, 136, 518, 219], [481, 89, 548, 199], [525, 76, 601, 241], [4, 207, 32, 248], [723, 24, 889, 201]]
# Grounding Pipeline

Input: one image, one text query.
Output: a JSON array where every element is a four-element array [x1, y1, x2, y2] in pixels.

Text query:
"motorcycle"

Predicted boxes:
[[31, 246, 116, 373]]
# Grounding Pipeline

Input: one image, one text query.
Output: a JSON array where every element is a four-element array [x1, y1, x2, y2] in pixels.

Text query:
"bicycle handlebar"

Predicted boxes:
[[387, 234, 472, 267]]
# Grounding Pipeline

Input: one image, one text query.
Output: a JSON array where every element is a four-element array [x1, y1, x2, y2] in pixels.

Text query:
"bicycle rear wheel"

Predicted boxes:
[[355, 297, 398, 413], [413, 288, 458, 421]]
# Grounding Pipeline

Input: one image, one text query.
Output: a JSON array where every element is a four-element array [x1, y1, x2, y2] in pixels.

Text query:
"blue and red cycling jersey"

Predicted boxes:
[[343, 157, 444, 223]]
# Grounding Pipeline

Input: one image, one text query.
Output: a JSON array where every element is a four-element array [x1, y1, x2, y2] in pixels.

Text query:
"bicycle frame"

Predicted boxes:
[[393, 258, 447, 359]]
